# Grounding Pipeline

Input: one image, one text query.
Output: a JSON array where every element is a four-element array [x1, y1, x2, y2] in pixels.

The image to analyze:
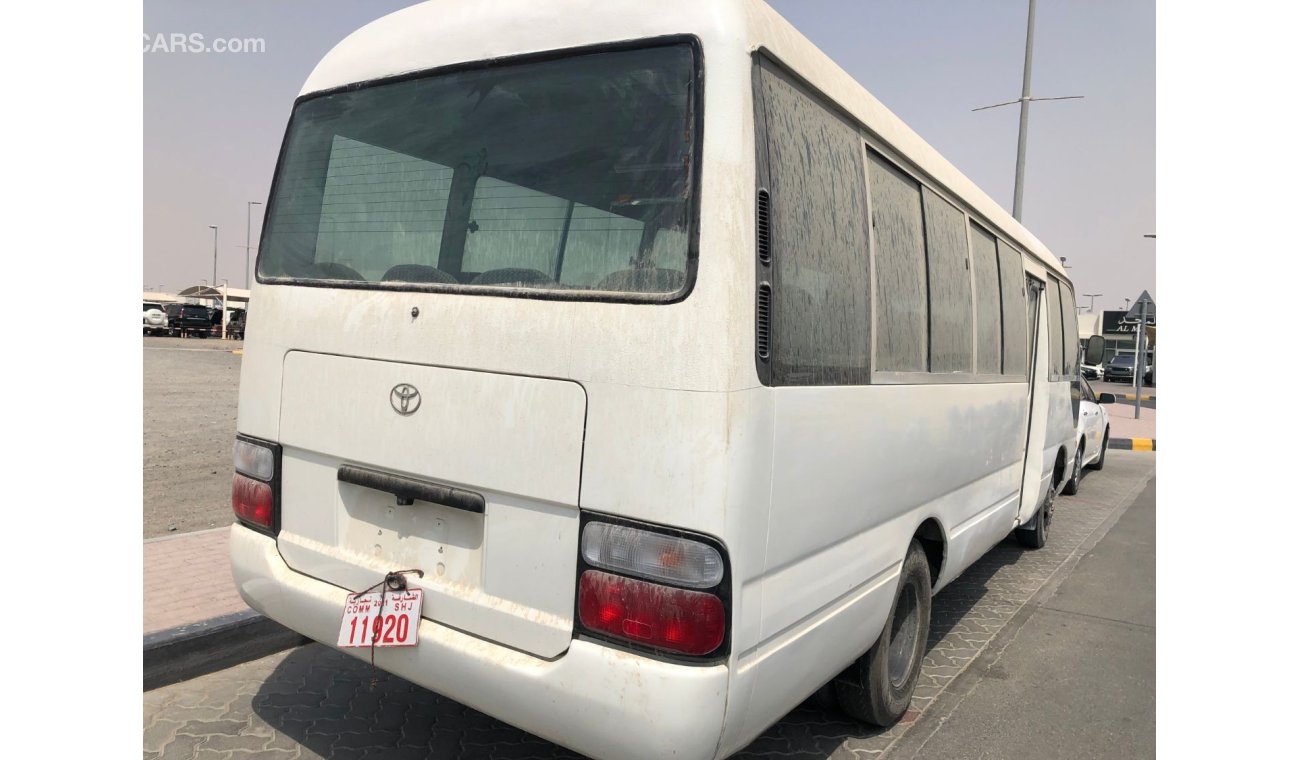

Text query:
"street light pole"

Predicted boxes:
[[971, 0, 1082, 222], [246, 201, 262, 290], [1011, 0, 1037, 221], [208, 225, 219, 290], [1083, 293, 1103, 312]]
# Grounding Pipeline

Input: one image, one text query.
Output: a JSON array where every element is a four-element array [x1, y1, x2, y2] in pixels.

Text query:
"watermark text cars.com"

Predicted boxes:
[[144, 33, 266, 54]]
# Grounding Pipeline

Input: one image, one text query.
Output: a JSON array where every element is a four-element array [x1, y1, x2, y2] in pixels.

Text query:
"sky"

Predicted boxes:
[[144, 0, 1155, 311]]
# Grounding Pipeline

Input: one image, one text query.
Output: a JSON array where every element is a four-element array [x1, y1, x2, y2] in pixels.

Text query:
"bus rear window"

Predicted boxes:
[[258, 43, 697, 299]]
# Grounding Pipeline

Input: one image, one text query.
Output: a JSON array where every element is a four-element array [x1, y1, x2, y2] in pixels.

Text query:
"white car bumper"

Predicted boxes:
[[230, 524, 730, 760]]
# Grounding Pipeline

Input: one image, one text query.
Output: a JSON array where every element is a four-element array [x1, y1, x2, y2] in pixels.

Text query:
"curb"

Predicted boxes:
[[1108, 437, 1155, 451], [144, 609, 308, 691]]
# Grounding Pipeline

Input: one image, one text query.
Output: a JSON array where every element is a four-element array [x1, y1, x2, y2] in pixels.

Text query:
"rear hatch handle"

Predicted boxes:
[[337, 465, 485, 513]]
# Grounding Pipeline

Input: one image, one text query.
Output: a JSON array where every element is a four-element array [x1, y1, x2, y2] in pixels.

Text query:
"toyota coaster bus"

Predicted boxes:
[[229, 1, 1082, 758]]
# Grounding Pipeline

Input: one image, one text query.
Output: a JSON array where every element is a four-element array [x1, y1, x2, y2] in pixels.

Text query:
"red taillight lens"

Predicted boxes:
[[232, 473, 274, 530], [578, 570, 725, 656]]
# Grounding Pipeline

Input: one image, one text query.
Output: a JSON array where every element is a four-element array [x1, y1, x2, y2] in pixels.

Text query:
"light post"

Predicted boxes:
[[220, 280, 229, 339], [245, 201, 262, 290], [208, 225, 219, 290], [972, 0, 1083, 221], [1083, 293, 1102, 312]]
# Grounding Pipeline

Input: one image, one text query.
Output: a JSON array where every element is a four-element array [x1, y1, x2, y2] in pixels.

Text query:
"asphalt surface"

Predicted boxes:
[[891, 478, 1156, 760], [143, 336, 244, 538]]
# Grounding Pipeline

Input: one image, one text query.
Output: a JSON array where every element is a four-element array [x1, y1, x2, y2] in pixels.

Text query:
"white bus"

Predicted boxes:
[[229, 1, 1083, 757]]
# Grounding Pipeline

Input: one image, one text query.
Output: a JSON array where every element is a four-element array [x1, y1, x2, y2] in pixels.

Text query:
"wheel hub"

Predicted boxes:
[[887, 583, 920, 688]]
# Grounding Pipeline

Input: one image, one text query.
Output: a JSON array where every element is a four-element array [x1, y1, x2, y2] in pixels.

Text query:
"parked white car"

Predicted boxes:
[[1063, 377, 1114, 494], [143, 301, 168, 336]]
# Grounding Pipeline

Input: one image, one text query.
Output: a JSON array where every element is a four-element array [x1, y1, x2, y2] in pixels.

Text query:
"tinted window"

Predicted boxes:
[[259, 44, 696, 297], [970, 224, 1001, 374], [311, 136, 452, 280], [1060, 283, 1078, 375], [757, 62, 870, 385], [867, 153, 927, 372], [996, 241, 1027, 376], [1046, 278, 1064, 376], [922, 188, 973, 373]]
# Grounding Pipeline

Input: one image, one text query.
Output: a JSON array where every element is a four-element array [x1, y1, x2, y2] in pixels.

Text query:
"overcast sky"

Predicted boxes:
[[144, 0, 1155, 311]]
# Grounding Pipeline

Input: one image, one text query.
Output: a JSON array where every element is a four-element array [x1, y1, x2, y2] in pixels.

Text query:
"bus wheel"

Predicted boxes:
[[1062, 442, 1084, 495], [835, 540, 931, 727], [1015, 487, 1054, 549]]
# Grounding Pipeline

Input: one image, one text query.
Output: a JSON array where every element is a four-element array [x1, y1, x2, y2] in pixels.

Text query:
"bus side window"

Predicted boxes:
[[996, 240, 1028, 377], [1060, 284, 1079, 376], [921, 187, 973, 373], [969, 224, 1002, 374], [866, 152, 928, 373], [756, 61, 870, 386], [1045, 277, 1065, 377]]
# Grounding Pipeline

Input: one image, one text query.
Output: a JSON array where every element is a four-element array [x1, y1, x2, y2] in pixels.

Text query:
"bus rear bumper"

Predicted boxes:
[[230, 525, 730, 760]]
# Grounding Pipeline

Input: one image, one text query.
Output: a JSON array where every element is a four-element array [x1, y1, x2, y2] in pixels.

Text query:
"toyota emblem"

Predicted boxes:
[[390, 384, 421, 416]]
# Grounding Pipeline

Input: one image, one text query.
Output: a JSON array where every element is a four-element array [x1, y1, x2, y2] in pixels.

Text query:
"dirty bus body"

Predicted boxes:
[[228, 1, 1081, 758]]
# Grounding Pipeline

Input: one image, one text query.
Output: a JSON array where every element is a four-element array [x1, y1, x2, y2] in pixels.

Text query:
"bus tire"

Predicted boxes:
[[1087, 430, 1108, 471], [834, 540, 931, 727], [1062, 441, 1084, 495], [1015, 486, 1053, 549]]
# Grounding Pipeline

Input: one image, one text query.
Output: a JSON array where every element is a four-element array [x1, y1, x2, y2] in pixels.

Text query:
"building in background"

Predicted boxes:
[[1077, 291, 1156, 369]]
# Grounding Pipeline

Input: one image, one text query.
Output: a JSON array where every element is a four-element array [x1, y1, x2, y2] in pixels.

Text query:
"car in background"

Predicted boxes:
[[143, 302, 168, 336], [1081, 360, 1103, 381], [1063, 377, 1115, 494], [1104, 353, 1154, 384], [163, 303, 213, 338], [225, 308, 247, 340], [1104, 353, 1137, 383]]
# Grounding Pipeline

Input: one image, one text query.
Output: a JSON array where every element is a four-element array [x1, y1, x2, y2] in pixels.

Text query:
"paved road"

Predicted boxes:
[[890, 479, 1156, 760], [143, 453, 1155, 760], [143, 337, 244, 538]]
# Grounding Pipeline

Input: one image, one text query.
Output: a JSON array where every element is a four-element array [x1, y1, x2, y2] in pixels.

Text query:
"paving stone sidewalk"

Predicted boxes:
[[1105, 401, 1155, 444], [145, 527, 248, 635], [144, 453, 1155, 760]]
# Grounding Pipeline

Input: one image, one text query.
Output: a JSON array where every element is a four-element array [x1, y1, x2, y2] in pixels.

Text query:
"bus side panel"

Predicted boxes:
[[763, 383, 1027, 636], [725, 382, 1026, 748]]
